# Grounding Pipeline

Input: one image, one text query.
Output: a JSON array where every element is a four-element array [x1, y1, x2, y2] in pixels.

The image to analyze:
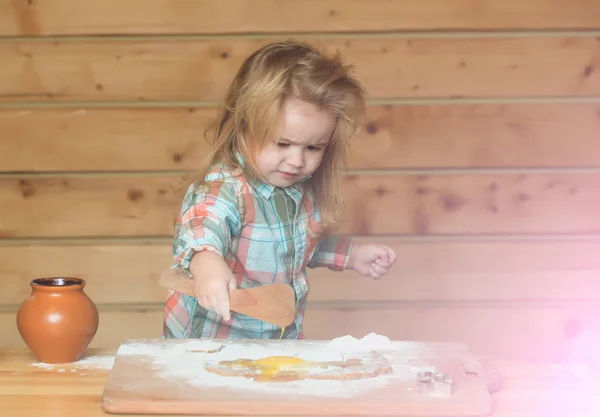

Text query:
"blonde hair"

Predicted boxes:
[[196, 39, 367, 236]]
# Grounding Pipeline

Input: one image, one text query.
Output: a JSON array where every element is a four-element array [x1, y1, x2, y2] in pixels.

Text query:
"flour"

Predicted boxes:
[[76, 354, 116, 369], [31, 354, 115, 371], [31, 362, 56, 370], [184, 340, 224, 352], [115, 334, 438, 398], [324, 332, 395, 353]]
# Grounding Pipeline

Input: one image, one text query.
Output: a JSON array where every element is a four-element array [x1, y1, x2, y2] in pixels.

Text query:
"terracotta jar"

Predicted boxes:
[[17, 277, 99, 364]]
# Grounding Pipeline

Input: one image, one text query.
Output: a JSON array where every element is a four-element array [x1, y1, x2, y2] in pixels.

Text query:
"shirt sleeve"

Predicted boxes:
[[307, 235, 354, 271], [172, 179, 242, 273]]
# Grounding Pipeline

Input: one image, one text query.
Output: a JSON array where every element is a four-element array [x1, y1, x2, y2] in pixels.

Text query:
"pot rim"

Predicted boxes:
[[30, 277, 86, 288]]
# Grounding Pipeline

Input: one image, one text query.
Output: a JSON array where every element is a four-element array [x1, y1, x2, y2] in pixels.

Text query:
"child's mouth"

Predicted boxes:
[[280, 172, 298, 179]]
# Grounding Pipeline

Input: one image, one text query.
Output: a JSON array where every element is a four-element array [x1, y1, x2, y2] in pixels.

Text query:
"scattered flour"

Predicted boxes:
[[76, 355, 116, 369], [31, 354, 115, 372], [113, 333, 437, 398], [31, 362, 55, 370], [325, 332, 395, 353], [184, 340, 225, 352]]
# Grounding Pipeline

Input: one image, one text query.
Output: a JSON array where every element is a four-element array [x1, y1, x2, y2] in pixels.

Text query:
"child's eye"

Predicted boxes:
[[307, 146, 322, 151], [276, 142, 290, 148]]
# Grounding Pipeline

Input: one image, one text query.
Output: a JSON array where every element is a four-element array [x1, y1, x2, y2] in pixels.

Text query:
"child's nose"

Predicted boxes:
[[288, 150, 305, 167]]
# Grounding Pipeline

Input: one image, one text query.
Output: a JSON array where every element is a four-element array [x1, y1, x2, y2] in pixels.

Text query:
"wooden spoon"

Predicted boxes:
[[159, 268, 296, 328]]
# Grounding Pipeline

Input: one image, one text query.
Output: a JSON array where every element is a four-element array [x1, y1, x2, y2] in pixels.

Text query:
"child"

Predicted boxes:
[[163, 39, 397, 340]]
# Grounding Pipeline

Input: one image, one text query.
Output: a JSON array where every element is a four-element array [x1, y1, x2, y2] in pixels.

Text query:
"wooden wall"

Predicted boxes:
[[1, 0, 600, 365]]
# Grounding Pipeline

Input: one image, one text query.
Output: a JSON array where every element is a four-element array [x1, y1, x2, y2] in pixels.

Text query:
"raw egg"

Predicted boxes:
[[203, 354, 386, 382], [216, 356, 319, 382], [205, 356, 341, 382]]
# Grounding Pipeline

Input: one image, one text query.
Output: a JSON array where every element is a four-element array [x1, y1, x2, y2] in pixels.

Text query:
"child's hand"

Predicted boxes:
[[348, 243, 397, 279], [189, 251, 237, 321]]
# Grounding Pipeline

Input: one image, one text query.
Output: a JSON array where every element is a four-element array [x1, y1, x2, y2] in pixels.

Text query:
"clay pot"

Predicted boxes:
[[17, 277, 99, 364]]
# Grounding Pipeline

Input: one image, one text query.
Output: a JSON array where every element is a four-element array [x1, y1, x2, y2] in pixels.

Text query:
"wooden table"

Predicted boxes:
[[1, 347, 599, 416]]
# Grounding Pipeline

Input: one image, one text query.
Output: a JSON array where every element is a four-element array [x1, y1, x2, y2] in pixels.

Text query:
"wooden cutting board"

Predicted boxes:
[[101, 338, 494, 416]]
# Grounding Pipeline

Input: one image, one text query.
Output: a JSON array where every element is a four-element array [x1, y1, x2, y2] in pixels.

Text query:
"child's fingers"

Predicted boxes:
[[369, 266, 382, 279], [370, 263, 388, 276], [373, 245, 389, 263], [375, 259, 392, 268], [375, 249, 395, 268], [372, 244, 395, 265], [217, 279, 233, 320], [198, 294, 214, 312], [220, 277, 237, 321], [196, 296, 210, 312], [196, 281, 231, 321], [228, 276, 237, 292], [370, 261, 391, 279], [213, 289, 231, 321], [382, 245, 397, 264]]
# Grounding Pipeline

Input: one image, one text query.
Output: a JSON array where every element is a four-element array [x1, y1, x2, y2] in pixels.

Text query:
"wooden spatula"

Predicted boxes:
[[159, 268, 296, 328]]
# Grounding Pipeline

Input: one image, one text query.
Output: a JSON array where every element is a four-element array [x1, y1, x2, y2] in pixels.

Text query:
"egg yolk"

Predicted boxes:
[[221, 356, 312, 382]]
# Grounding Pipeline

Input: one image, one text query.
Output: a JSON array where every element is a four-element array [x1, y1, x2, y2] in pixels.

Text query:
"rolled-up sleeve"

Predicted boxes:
[[307, 235, 354, 271], [173, 180, 242, 272]]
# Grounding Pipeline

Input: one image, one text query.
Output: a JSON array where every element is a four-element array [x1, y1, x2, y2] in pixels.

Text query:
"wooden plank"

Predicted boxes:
[[3, 305, 599, 364], [2, 239, 600, 306], [0, 175, 186, 238], [4, 103, 600, 172], [349, 103, 600, 169], [2, 172, 600, 238], [0, 107, 213, 172], [2, 0, 599, 35], [1, 37, 599, 102], [341, 173, 600, 235], [0, 108, 213, 172], [0, 243, 171, 305]]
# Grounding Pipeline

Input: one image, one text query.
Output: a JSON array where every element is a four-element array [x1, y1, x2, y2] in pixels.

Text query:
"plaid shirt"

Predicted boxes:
[[162, 163, 353, 340]]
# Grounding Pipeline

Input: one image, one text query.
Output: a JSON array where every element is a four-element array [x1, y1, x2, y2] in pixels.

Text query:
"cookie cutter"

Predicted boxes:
[[416, 371, 454, 397]]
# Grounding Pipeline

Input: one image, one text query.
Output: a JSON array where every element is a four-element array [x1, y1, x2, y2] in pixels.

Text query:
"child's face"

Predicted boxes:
[[256, 97, 335, 188]]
